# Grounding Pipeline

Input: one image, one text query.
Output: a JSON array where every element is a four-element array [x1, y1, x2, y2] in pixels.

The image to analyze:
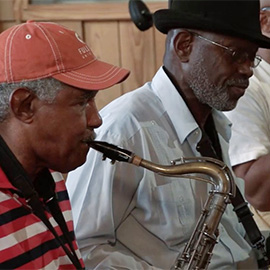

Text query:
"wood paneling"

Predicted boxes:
[[0, 21, 17, 32], [84, 21, 123, 110], [154, 28, 166, 70], [120, 21, 156, 94], [0, 0, 15, 21], [0, 0, 167, 109], [18, 2, 167, 21]]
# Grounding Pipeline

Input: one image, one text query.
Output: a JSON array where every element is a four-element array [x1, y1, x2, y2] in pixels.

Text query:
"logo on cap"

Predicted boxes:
[[78, 46, 93, 59]]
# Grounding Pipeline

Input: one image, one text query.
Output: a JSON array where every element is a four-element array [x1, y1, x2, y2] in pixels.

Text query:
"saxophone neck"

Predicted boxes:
[[89, 141, 235, 196]]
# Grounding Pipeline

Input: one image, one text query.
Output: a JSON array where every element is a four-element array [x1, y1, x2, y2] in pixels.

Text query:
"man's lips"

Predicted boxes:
[[232, 84, 249, 89], [228, 85, 247, 99]]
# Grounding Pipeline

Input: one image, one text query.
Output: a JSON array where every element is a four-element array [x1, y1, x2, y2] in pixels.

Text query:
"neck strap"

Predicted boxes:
[[0, 136, 84, 269]]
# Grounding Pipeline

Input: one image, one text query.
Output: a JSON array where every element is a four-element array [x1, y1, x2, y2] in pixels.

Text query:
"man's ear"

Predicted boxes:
[[260, 11, 270, 35], [9, 88, 37, 123], [174, 31, 193, 62]]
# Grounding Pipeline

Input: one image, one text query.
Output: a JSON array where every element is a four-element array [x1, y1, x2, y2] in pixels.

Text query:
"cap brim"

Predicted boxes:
[[53, 58, 130, 90]]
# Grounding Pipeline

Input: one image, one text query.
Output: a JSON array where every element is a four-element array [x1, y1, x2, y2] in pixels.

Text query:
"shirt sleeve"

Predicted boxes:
[[225, 79, 270, 166]]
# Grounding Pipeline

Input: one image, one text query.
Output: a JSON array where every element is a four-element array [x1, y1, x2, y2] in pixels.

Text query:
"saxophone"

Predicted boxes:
[[88, 140, 236, 270]]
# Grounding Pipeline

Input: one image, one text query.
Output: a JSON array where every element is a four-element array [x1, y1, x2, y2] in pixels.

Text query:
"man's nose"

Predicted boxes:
[[237, 60, 254, 78], [86, 103, 102, 129]]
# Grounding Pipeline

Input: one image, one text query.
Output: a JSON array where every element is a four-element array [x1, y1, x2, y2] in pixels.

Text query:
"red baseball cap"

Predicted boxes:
[[0, 20, 130, 90]]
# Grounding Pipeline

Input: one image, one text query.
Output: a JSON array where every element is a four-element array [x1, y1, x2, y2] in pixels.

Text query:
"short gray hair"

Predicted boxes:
[[0, 77, 63, 122]]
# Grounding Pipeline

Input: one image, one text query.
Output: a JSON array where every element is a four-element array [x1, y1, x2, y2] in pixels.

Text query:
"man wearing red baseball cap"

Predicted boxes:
[[0, 20, 129, 269]]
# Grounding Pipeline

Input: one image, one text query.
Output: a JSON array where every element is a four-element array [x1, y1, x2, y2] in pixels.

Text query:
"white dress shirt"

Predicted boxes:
[[225, 59, 270, 231], [225, 59, 270, 166], [67, 67, 256, 270]]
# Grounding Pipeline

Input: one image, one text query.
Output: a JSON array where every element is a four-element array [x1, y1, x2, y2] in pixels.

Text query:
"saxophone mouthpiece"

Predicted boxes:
[[88, 141, 134, 163]]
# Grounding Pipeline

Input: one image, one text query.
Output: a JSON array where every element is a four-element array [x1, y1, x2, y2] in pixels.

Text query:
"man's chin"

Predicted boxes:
[[221, 105, 237, 112], [214, 100, 237, 111], [55, 157, 88, 173]]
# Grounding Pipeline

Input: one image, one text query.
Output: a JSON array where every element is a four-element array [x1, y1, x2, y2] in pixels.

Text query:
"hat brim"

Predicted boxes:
[[53, 58, 130, 91], [154, 10, 270, 49]]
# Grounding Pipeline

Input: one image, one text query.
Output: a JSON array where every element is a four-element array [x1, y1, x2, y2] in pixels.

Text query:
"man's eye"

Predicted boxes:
[[78, 97, 95, 107]]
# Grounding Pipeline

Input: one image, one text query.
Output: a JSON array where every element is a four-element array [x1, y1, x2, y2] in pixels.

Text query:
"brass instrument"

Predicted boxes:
[[89, 140, 236, 270]]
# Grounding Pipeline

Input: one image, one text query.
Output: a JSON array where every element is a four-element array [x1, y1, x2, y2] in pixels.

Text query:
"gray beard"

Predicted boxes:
[[187, 58, 237, 111]]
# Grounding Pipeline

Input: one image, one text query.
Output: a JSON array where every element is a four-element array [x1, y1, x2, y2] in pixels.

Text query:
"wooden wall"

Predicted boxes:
[[1, 0, 167, 109]]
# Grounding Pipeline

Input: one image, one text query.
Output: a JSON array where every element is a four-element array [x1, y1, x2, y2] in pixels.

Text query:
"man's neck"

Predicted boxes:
[[163, 66, 212, 129], [184, 96, 212, 130]]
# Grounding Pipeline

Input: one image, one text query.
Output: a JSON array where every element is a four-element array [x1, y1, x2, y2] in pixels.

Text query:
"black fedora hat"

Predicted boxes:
[[153, 0, 270, 48]]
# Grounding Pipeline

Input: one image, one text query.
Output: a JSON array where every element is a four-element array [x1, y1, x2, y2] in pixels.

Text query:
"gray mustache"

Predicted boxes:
[[82, 133, 96, 145], [226, 79, 249, 88]]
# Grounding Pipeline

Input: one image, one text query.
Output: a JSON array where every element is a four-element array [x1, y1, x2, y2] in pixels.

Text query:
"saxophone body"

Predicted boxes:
[[88, 141, 236, 270]]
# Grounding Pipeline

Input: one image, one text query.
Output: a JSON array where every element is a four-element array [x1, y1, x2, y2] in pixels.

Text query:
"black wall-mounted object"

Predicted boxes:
[[128, 0, 153, 31]]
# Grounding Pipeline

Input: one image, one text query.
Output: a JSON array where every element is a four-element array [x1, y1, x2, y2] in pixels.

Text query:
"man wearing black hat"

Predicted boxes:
[[67, 0, 270, 269]]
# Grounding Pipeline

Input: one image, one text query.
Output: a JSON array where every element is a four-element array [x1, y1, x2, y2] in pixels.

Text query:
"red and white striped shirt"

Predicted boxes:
[[0, 169, 84, 269]]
